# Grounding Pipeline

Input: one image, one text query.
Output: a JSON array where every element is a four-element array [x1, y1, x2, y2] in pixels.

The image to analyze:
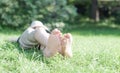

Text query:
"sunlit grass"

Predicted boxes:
[[0, 24, 120, 73]]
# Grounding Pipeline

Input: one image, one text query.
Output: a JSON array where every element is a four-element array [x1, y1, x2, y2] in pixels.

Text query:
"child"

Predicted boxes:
[[18, 20, 73, 57]]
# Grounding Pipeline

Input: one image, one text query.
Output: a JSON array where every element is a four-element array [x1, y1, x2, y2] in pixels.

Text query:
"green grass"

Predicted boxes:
[[0, 23, 120, 73]]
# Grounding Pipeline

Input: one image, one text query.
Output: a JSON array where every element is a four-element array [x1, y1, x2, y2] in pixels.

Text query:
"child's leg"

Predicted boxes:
[[60, 33, 73, 57]]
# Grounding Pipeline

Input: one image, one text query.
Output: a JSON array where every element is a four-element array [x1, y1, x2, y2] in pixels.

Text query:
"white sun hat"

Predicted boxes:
[[30, 20, 48, 30]]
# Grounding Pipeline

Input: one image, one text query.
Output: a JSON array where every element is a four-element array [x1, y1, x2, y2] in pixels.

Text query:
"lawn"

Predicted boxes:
[[0, 24, 120, 73]]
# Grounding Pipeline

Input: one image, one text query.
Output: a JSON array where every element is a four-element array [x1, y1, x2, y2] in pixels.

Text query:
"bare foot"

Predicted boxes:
[[43, 30, 62, 57], [60, 33, 73, 57]]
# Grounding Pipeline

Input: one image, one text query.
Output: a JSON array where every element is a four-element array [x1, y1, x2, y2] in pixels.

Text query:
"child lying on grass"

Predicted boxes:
[[18, 21, 73, 58]]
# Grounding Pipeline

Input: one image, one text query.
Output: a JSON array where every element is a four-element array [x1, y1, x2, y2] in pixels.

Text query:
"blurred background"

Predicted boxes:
[[0, 1, 120, 72], [0, 0, 120, 31]]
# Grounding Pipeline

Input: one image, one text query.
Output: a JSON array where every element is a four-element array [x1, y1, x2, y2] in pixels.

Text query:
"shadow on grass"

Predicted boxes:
[[2, 42, 46, 62], [64, 21, 120, 36], [1, 41, 65, 66], [2, 41, 65, 65]]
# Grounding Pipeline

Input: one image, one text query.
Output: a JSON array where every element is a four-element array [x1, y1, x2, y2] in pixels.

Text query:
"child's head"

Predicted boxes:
[[30, 20, 48, 30], [30, 20, 43, 28]]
